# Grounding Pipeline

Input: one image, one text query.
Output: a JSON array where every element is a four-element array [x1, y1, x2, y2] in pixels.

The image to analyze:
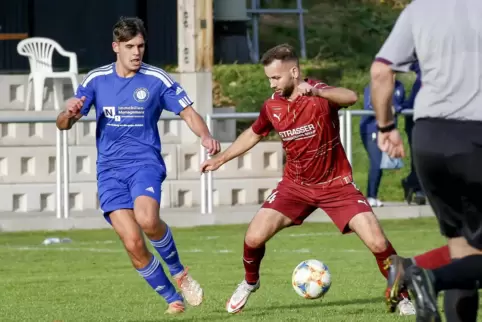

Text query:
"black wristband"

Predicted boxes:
[[377, 123, 396, 133]]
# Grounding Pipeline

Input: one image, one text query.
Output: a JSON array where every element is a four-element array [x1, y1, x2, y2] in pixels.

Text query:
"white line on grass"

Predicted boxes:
[[2, 246, 123, 253], [0, 245, 433, 256], [28, 228, 438, 247], [286, 228, 438, 238]]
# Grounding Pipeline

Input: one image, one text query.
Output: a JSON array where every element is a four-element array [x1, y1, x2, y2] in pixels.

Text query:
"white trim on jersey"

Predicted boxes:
[[81, 64, 113, 85], [141, 64, 175, 84], [140, 63, 175, 87], [81, 69, 114, 87], [178, 97, 193, 108], [86, 64, 112, 75], [139, 69, 175, 88]]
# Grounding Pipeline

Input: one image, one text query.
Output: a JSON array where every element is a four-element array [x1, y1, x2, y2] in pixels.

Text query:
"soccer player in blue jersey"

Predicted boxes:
[[56, 17, 220, 314]]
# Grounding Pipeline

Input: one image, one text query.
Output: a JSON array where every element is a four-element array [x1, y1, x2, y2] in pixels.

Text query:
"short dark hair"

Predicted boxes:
[[260, 44, 299, 66], [113, 17, 147, 42]]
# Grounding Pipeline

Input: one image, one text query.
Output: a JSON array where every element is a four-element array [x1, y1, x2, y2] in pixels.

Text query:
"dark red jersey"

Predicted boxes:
[[251, 80, 353, 187]]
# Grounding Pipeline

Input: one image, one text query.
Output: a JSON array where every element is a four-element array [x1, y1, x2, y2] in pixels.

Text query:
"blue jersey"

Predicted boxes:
[[359, 80, 406, 135], [403, 61, 422, 111], [76, 63, 192, 172]]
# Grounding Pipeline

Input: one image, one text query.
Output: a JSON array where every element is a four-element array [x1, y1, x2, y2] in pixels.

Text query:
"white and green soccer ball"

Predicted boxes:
[[292, 259, 332, 299]]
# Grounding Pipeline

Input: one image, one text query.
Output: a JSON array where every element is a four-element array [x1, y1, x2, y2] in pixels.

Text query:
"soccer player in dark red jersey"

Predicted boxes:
[[201, 44, 421, 315]]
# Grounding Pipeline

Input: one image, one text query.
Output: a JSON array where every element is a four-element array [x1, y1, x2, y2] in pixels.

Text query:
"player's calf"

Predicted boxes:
[[348, 211, 396, 277], [110, 209, 185, 311], [226, 208, 291, 313], [147, 224, 204, 306], [148, 223, 185, 277], [135, 197, 185, 275], [137, 255, 184, 308], [242, 208, 291, 284], [146, 224, 203, 306], [348, 211, 416, 315], [134, 196, 204, 306]]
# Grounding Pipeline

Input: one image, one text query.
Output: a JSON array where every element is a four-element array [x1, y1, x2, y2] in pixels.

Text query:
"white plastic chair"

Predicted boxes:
[[17, 37, 79, 111]]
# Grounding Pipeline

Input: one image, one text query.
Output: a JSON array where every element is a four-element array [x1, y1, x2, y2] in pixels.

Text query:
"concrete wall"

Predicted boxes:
[[0, 74, 282, 213]]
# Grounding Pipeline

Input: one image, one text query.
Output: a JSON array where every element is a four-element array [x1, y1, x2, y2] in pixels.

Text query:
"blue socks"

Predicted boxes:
[[137, 255, 183, 304], [135, 226, 185, 304], [150, 226, 185, 277]]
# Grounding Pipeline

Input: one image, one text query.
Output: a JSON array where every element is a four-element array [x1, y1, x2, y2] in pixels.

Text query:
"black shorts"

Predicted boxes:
[[413, 118, 482, 250]]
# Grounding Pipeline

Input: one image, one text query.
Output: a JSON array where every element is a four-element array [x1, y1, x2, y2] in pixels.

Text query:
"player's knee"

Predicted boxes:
[[134, 196, 162, 234], [349, 211, 387, 253], [137, 214, 162, 236], [123, 234, 148, 256], [244, 232, 267, 249], [369, 237, 388, 253]]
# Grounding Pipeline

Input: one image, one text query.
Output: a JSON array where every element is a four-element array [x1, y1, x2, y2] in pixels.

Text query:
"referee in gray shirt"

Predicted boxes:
[[370, 0, 482, 321]]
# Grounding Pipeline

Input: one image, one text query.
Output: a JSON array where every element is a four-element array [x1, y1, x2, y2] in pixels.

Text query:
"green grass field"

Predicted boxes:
[[0, 218, 476, 322]]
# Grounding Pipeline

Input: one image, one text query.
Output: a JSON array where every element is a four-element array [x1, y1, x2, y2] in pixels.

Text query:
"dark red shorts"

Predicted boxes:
[[261, 179, 373, 233]]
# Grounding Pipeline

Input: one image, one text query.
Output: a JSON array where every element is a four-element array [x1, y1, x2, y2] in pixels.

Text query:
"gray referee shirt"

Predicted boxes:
[[375, 0, 482, 121]]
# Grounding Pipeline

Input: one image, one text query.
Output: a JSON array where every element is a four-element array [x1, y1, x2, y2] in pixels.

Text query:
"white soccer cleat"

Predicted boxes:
[[226, 280, 260, 314], [398, 297, 416, 316], [173, 268, 204, 307], [367, 197, 384, 207], [164, 300, 185, 315]]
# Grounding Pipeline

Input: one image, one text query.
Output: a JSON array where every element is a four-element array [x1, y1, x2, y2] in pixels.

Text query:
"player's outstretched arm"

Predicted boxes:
[[370, 61, 405, 158], [200, 126, 263, 173], [56, 96, 86, 130], [313, 86, 358, 107], [179, 106, 221, 155], [370, 61, 395, 127]]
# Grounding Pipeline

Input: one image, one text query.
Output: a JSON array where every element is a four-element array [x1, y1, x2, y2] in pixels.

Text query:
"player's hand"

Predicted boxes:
[[377, 129, 405, 158], [201, 135, 221, 155], [65, 96, 86, 117], [297, 82, 315, 96], [200, 156, 224, 173]]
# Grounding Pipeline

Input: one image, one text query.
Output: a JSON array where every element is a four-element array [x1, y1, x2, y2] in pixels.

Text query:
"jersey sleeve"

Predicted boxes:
[[251, 103, 273, 137], [375, 5, 417, 72], [160, 82, 194, 115], [75, 76, 96, 116], [313, 82, 341, 110]]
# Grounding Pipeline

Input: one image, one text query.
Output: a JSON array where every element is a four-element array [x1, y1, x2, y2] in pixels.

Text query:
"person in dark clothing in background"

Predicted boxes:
[[401, 61, 426, 205], [371, 0, 482, 320], [360, 78, 405, 207]]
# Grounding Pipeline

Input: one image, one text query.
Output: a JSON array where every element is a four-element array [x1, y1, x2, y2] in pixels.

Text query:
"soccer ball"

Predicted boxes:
[[291, 259, 331, 299]]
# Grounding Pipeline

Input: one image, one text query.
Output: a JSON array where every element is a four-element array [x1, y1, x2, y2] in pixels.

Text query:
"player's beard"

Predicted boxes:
[[281, 82, 295, 98]]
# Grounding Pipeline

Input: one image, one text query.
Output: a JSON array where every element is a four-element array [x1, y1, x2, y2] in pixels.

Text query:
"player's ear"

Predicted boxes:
[[290, 66, 300, 79], [112, 42, 119, 54]]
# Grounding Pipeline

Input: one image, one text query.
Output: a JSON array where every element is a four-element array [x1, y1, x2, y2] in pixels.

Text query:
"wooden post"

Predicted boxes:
[[198, 0, 213, 71], [177, 0, 213, 72], [0, 33, 28, 41]]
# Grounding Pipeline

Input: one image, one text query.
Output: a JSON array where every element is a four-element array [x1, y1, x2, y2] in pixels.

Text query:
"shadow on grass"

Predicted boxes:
[[129, 296, 384, 321]]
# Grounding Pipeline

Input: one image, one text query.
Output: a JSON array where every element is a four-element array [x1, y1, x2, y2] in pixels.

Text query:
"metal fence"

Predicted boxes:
[[0, 114, 182, 219], [0, 109, 414, 217], [247, 0, 307, 62]]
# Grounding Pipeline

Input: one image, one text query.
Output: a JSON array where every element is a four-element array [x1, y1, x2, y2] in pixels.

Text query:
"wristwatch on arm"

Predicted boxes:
[[377, 123, 396, 133]]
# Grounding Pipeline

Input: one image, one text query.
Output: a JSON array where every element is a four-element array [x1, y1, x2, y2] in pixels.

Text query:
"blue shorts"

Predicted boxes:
[[97, 165, 165, 223]]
